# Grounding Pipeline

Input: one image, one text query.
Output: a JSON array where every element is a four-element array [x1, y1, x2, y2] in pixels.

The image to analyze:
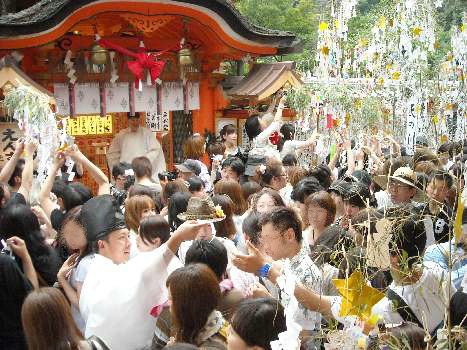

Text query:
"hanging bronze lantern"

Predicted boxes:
[[178, 46, 193, 66], [90, 44, 108, 65]]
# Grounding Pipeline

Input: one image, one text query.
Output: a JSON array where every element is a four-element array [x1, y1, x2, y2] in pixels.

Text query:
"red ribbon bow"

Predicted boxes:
[[269, 131, 281, 145], [127, 53, 166, 88], [97, 38, 173, 88]]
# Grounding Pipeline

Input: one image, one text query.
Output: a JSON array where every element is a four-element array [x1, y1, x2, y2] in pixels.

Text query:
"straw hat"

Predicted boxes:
[[178, 195, 226, 223], [374, 167, 427, 202]]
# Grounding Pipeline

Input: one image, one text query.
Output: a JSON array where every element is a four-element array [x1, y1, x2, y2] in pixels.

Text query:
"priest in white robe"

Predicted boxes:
[[107, 113, 166, 179], [78, 195, 206, 350]]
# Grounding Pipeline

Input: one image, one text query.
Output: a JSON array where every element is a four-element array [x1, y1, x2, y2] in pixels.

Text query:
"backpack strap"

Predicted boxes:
[[386, 288, 424, 329]]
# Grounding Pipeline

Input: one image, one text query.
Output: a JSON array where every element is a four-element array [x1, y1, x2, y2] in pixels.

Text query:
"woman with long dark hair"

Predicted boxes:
[[21, 287, 108, 350], [0, 204, 61, 286]]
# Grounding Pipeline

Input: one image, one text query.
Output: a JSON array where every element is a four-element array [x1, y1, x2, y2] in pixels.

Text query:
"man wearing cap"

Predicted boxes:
[[374, 167, 425, 209], [175, 159, 201, 181], [107, 113, 166, 179], [79, 195, 207, 350]]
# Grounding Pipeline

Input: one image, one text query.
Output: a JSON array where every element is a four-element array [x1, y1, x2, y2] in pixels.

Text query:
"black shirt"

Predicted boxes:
[[0, 254, 32, 350], [417, 202, 452, 243]]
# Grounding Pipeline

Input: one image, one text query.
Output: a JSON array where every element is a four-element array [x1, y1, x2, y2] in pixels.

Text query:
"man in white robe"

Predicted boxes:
[[107, 113, 166, 179], [79, 195, 206, 350]]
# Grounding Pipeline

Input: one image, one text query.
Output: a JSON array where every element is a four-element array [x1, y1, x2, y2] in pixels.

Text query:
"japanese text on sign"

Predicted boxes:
[[0, 123, 20, 166], [67, 115, 113, 136]]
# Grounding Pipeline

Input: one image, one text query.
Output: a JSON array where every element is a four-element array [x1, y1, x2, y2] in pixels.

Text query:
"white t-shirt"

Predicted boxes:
[[70, 254, 95, 333]]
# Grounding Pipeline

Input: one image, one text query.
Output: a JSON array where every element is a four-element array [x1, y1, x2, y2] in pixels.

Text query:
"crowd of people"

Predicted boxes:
[[0, 94, 466, 350]]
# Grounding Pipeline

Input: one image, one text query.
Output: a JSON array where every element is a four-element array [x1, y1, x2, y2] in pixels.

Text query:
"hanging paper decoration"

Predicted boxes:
[[135, 84, 158, 113], [161, 81, 184, 111], [64, 50, 77, 84], [53, 83, 70, 116], [109, 51, 119, 84], [74, 83, 101, 115], [96, 35, 174, 89], [3, 86, 67, 183], [105, 82, 130, 113], [187, 81, 200, 110]]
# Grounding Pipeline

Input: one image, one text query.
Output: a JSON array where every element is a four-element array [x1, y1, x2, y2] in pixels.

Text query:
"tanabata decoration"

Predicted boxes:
[[272, 266, 302, 350], [96, 35, 178, 89], [366, 218, 392, 269], [3, 86, 68, 183], [454, 193, 464, 243], [332, 270, 385, 320]]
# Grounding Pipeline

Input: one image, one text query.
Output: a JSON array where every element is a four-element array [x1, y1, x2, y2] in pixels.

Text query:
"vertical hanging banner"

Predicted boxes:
[[187, 81, 200, 110], [146, 111, 170, 132], [161, 82, 184, 111], [53, 83, 70, 116], [74, 83, 101, 115], [135, 84, 158, 113], [105, 82, 130, 113], [404, 98, 417, 156], [454, 107, 465, 142]]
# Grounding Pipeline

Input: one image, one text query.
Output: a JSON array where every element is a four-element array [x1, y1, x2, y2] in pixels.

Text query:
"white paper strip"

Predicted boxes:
[[161, 82, 184, 111], [404, 98, 417, 155], [53, 83, 70, 116], [187, 81, 200, 110], [135, 84, 158, 113], [74, 83, 100, 115], [105, 82, 130, 113]]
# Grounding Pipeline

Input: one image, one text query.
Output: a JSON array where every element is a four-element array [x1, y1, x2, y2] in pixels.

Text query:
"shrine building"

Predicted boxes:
[[0, 0, 302, 187]]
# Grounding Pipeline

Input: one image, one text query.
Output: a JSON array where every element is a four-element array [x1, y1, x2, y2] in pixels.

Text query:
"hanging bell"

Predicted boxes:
[[90, 44, 108, 65], [178, 47, 193, 66]]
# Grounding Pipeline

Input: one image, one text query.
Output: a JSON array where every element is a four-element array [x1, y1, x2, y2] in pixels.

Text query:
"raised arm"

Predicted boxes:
[[39, 152, 64, 218], [106, 132, 122, 172], [0, 138, 24, 183], [7, 236, 39, 289], [233, 241, 335, 318], [17, 139, 38, 202], [256, 96, 286, 144], [66, 145, 110, 195], [328, 143, 343, 171]]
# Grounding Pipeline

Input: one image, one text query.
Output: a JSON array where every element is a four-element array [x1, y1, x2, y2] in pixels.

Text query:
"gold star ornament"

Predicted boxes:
[[319, 21, 329, 32], [320, 46, 330, 56], [412, 27, 422, 37], [333, 270, 385, 320]]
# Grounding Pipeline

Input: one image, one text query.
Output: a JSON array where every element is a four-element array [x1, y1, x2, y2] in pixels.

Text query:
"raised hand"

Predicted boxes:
[[57, 253, 79, 281], [14, 138, 25, 156], [233, 241, 269, 274], [6, 236, 30, 260]]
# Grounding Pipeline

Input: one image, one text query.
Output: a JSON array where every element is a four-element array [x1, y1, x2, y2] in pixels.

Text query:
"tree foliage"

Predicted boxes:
[[234, 0, 319, 69]]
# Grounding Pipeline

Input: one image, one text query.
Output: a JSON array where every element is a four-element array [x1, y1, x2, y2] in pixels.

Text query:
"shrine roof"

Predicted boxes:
[[0, 0, 302, 55], [228, 62, 302, 102]]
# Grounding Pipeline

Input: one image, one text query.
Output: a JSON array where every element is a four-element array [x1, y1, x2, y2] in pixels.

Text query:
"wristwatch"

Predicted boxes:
[[257, 263, 272, 278]]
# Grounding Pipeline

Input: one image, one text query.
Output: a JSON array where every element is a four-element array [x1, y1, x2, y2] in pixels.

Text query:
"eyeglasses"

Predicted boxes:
[[388, 182, 410, 190]]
